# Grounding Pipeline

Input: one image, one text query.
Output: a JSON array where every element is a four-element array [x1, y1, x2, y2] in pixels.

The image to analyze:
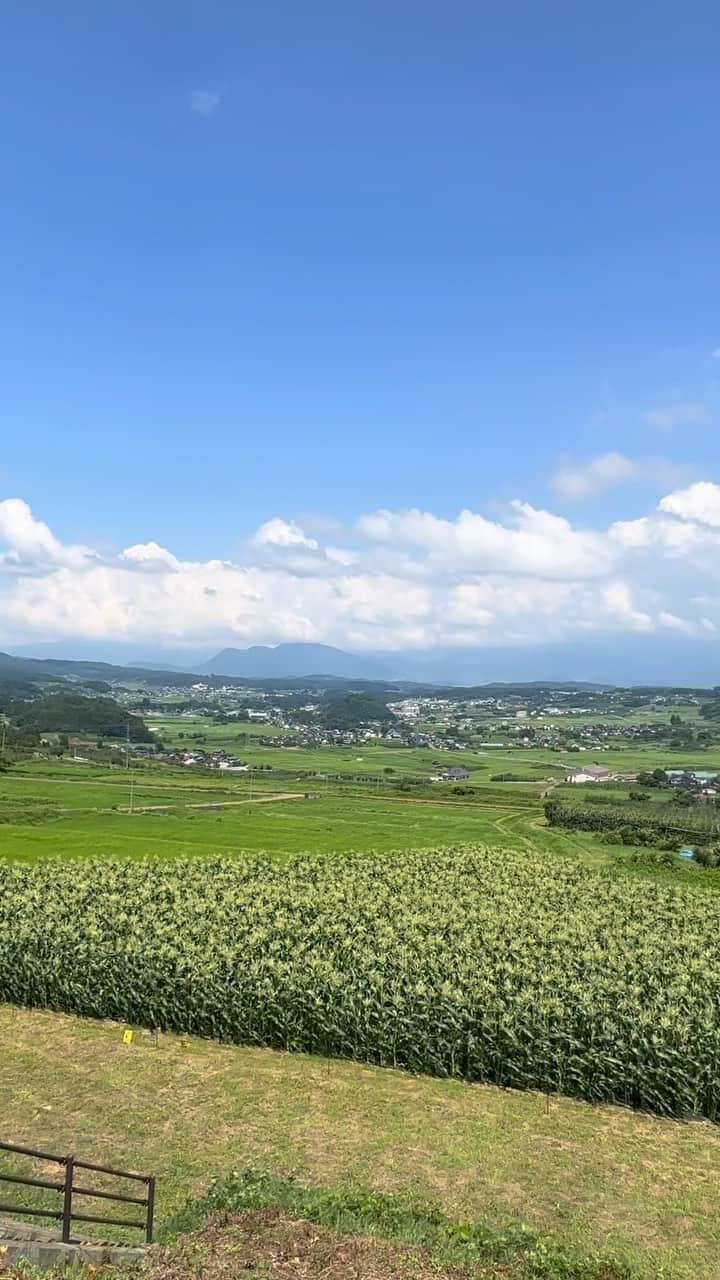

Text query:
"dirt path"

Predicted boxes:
[[115, 793, 305, 815]]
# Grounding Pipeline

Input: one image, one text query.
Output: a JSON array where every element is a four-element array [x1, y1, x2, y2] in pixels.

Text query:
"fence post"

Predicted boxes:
[[61, 1155, 74, 1243], [145, 1175, 155, 1244]]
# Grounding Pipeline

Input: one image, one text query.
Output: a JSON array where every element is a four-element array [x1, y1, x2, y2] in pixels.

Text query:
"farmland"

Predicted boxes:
[[3, 847, 720, 1120], [0, 789, 548, 861], [0, 760, 675, 877], [2, 745, 719, 889], [0, 756, 554, 863], [148, 711, 720, 782], [3, 680, 720, 1278]]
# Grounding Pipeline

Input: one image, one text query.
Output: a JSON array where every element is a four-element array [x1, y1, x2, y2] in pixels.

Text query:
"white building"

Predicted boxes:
[[566, 766, 611, 784]]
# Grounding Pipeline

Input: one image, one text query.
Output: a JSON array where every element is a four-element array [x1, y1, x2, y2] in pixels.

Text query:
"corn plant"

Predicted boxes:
[[1, 848, 719, 1120]]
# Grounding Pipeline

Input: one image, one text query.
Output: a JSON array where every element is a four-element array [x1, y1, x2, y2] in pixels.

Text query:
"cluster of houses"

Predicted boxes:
[[150, 747, 253, 772], [219, 723, 471, 753], [565, 764, 720, 797], [428, 766, 472, 783], [665, 769, 720, 798]]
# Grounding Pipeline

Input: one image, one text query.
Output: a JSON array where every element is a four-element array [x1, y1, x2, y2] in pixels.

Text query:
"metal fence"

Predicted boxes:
[[0, 1140, 155, 1243]]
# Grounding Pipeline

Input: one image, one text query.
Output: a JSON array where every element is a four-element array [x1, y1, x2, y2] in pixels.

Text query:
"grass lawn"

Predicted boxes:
[[2, 1006, 719, 1278]]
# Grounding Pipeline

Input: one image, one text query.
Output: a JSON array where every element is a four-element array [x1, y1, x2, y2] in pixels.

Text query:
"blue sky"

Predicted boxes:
[[1, 1, 719, 673]]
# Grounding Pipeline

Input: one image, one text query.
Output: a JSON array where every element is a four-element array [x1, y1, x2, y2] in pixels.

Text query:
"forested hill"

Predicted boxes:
[[1, 691, 154, 741]]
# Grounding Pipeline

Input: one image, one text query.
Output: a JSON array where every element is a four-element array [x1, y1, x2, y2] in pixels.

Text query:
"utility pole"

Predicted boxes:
[[126, 723, 135, 814]]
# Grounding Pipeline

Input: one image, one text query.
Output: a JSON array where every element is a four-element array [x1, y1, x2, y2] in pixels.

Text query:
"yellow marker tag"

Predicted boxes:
[[180, 1037, 190, 1049], [122, 1029, 134, 1045]]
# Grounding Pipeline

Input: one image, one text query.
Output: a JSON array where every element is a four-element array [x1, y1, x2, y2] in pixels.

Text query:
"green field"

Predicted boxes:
[[528, 702, 703, 728], [149, 715, 287, 747], [3, 717, 720, 1279], [2, 739, 717, 875], [0, 782, 585, 862], [151, 716, 565, 780], [4, 1006, 720, 1278], [0, 753, 645, 871]]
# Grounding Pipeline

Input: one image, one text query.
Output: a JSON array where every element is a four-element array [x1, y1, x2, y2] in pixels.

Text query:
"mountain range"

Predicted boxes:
[[0, 648, 618, 699], [4, 633, 719, 687]]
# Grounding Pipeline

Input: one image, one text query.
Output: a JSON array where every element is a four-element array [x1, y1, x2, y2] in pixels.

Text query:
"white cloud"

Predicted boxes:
[[0, 498, 96, 574], [609, 516, 651, 549], [658, 481, 720, 529], [356, 502, 613, 580], [189, 89, 222, 116], [657, 610, 696, 634], [643, 401, 711, 430], [552, 453, 691, 501], [120, 542, 180, 571], [253, 518, 319, 551], [1, 484, 720, 651], [552, 453, 637, 499]]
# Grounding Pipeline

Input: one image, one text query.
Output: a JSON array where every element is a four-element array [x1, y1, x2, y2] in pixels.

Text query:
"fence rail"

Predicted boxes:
[[0, 1141, 155, 1243]]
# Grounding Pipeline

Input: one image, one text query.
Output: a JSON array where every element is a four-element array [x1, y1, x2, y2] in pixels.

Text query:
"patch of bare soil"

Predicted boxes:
[[146, 1209, 487, 1280]]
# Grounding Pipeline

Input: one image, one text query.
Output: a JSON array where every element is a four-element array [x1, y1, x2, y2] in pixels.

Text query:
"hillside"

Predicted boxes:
[[0, 651, 205, 689], [3, 1006, 718, 1278]]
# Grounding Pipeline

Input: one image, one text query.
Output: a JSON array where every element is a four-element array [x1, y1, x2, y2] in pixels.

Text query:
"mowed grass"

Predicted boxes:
[[3, 1006, 720, 1278]]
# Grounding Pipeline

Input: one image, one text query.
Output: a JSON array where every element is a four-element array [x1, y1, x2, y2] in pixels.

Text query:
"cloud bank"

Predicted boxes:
[[1, 482, 720, 652]]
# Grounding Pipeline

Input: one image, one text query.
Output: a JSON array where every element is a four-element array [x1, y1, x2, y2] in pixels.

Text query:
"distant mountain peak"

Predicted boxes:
[[201, 643, 392, 680]]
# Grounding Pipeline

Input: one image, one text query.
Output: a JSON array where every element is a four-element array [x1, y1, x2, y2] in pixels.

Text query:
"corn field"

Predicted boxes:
[[1, 848, 719, 1120]]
